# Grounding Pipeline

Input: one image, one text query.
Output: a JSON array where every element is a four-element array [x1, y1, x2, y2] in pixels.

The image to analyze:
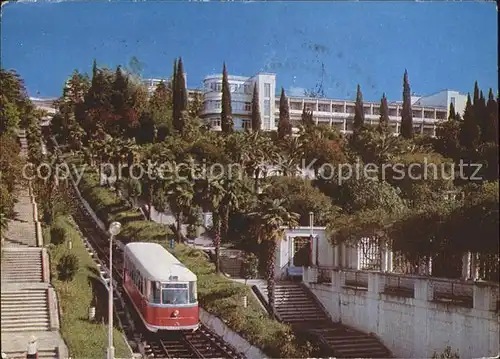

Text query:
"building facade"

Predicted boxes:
[[144, 72, 467, 137], [201, 73, 277, 131]]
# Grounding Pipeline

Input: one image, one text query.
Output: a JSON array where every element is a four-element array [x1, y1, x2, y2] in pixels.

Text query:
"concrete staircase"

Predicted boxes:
[[312, 326, 392, 358], [1, 250, 43, 283], [1, 290, 50, 332], [17, 129, 28, 157], [1, 183, 68, 358], [256, 282, 391, 358], [259, 282, 330, 326]]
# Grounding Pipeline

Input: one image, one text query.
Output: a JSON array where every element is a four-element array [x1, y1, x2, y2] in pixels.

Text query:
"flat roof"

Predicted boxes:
[[125, 242, 197, 282]]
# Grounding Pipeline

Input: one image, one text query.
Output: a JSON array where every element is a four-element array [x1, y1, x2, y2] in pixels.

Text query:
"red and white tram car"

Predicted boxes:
[[122, 242, 199, 332]]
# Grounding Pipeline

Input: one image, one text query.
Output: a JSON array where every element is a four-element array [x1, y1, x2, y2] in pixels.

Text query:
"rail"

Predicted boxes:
[[68, 171, 244, 359]]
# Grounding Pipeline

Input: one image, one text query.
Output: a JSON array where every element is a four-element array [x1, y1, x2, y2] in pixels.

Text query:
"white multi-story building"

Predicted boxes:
[[201, 73, 276, 131], [144, 72, 467, 137]]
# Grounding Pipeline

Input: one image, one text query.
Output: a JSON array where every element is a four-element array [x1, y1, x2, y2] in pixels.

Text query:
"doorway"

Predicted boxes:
[[292, 236, 312, 267]]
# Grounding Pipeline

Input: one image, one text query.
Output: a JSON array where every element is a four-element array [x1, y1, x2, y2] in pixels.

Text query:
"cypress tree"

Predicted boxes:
[[473, 81, 480, 105], [220, 62, 234, 134], [112, 65, 129, 116], [378, 93, 390, 133], [448, 102, 456, 120], [172, 58, 178, 131], [174, 57, 188, 134], [277, 88, 292, 140], [485, 89, 499, 144], [353, 84, 365, 135], [301, 105, 314, 128], [477, 90, 488, 143], [177, 58, 188, 113], [250, 84, 261, 132], [91, 59, 98, 84], [459, 93, 480, 150], [400, 69, 414, 139]]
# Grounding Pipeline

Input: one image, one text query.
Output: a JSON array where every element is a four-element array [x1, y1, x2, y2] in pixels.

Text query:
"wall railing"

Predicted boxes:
[[304, 266, 499, 311]]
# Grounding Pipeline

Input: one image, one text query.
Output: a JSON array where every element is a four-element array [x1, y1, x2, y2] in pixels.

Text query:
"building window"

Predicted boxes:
[[242, 119, 251, 129], [318, 103, 330, 112], [244, 102, 251, 111], [332, 105, 343, 113], [264, 83, 271, 98], [211, 119, 221, 128], [290, 102, 302, 111], [215, 100, 221, 109], [264, 100, 270, 116], [263, 116, 270, 129]]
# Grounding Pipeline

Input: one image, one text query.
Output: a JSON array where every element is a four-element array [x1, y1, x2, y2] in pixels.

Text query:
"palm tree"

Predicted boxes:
[[218, 174, 250, 243], [242, 131, 277, 192], [274, 136, 303, 176], [161, 165, 195, 243], [251, 198, 299, 317], [196, 175, 224, 273]]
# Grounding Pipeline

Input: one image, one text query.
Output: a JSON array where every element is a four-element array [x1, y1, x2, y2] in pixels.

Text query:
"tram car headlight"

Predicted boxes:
[[172, 310, 179, 317]]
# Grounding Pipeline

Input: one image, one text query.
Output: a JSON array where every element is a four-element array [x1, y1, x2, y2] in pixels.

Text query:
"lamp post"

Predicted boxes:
[[107, 221, 121, 359]]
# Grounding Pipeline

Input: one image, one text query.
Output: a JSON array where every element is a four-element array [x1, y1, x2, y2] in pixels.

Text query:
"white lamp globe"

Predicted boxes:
[[109, 222, 122, 236]]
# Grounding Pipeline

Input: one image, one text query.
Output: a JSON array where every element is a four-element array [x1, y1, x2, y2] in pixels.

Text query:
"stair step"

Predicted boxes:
[[1, 316, 49, 323], [2, 295, 47, 300], [1, 309, 48, 315], [3, 350, 58, 359], [2, 302, 48, 307], [1, 326, 50, 332]]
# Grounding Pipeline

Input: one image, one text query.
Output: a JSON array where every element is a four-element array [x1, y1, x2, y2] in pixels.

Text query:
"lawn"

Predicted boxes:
[[75, 167, 313, 358], [45, 214, 132, 359]]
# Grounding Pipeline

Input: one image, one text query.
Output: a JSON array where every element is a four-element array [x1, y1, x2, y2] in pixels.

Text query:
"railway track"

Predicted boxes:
[[67, 181, 245, 359]]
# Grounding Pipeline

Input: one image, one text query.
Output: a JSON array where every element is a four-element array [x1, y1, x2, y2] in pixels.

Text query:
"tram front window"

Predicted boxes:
[[189, 281, 197, 303], [150, 282, 161, 304], [161, 283, 188, 304]]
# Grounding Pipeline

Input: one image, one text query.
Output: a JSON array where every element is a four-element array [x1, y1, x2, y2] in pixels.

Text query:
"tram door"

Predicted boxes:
[[292, 236, 312, 267]]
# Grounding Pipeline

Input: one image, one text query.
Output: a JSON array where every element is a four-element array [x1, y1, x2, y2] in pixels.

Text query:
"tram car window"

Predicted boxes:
[[150, 282, 161, 304], [189, 281, 197, 303]]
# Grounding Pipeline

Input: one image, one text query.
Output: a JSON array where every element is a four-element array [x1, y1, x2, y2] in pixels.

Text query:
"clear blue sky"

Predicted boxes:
[[1, 1, 497, 101]]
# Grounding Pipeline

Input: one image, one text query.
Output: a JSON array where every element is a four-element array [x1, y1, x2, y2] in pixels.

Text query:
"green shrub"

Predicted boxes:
[[57, 253, 79, 282], [50, 225, 66, 245], [240, 252, 259, 284]]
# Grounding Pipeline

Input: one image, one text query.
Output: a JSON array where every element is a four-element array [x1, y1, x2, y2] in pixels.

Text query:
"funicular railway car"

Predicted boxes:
[[123, 242, 199, 332]]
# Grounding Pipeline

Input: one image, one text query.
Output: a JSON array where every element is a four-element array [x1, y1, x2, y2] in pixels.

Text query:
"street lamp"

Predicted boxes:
[[107, 221, 121, 359]]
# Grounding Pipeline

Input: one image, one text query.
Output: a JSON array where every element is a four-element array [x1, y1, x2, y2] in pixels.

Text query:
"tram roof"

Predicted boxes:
[[125, 242, 197, 282]]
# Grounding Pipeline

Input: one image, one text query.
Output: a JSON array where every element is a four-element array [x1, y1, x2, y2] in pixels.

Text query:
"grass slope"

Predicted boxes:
[[45, 215, 132, 359]]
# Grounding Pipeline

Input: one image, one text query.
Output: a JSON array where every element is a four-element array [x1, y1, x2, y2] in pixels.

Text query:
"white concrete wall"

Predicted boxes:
[[304, 268, 500, 359], [255, 73, 276, 131], [199, 308, 267, 359]]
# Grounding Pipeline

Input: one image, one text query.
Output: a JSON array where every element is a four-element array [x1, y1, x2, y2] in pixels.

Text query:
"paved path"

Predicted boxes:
[[1, 184, 68, 359]]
